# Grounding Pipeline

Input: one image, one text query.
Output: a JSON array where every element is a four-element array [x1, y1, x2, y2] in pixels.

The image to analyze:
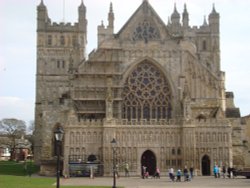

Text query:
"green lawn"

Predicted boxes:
[[0, 175, 110, 188], [0, 161, 111, 188], [0, 175, 54, 188], [0, 160, 39, 176]]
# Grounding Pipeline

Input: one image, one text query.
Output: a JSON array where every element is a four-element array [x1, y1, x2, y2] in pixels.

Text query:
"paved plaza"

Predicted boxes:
[[60, 176, 250, 188]]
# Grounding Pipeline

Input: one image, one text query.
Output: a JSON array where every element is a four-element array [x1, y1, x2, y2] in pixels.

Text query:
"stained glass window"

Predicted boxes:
[[122, 60, 172, 120]]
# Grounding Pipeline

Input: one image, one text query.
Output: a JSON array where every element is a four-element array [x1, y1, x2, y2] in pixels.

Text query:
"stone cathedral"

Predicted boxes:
[[34, 0, 245, 177]]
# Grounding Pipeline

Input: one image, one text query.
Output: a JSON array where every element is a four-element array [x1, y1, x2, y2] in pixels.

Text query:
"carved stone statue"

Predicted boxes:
[[106, 77, 113, 120]]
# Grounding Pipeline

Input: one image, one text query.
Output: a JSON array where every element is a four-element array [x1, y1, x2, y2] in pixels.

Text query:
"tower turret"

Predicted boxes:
[[170, 3, 181, 35], [78, 0, 87, 32], [171, 3, 180, 24], [209, 4, 220, 33], [208, 4, 220, 74], [182, 3, 189, 29], [37, 0, 50, 31], [97, 2, 114, 45], [108, 2, 114, 31], [203, 16, 208, 26]]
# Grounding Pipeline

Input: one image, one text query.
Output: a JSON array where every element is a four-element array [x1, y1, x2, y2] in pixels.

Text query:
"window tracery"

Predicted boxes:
[[122, 61, 172, 120], [132, 20, 160, 43]]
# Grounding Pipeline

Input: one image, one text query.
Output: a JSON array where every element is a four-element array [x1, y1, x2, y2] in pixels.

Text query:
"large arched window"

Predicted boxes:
[[122, 60, 172, 120]]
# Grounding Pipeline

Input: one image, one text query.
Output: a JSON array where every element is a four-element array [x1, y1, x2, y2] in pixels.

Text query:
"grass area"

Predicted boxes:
[[0, 160, 39, 176], [0, 161, 112, 188], [0, 175, 110, 188], [0, 175, 54, 188]]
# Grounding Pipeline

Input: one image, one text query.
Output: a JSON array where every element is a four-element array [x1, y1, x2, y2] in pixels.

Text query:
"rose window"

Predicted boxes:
[[122, 61, 172, 120]]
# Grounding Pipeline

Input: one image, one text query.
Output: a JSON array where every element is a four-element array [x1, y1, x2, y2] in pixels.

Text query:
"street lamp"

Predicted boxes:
[[54, 127, 64, 188], [111, 138, 117, 188]]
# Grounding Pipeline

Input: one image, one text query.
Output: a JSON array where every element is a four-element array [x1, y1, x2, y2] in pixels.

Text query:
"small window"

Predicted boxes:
[[172, 148, 175, 155], [177, 148, 181, 155], [57, 60, 60, 68], [48, 35, 52, 46], [202, 40, 207, 51], [62, 60, 65, 68], [60, 35, 65, 46], [57, 60, 65, 69], [72, 36, 77, 47]]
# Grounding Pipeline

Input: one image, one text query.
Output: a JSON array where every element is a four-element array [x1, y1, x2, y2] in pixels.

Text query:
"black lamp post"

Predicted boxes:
[[54, 127, 64, 188], [111, 138, 117, 188]]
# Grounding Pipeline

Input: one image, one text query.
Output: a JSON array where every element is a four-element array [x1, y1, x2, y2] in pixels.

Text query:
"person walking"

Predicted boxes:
[[213, 165, 219, 178], [154, 167, 160, 178], [142, 165, 147, 179], [124, 162, 129, 177], [183, 166, 189, 181], [232, 167, 237, 178], [218, 166, 221, 178], [227, 167, 232, 178], [176, 169, 182, 182], [189, 167, 194, 179], [169, 167, 175, 181], [222, 166, 226, 178], [115, 164, 119, 178]]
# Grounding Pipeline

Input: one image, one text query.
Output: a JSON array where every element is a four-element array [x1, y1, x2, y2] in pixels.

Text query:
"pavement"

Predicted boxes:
[[60, 176, 250, 188]]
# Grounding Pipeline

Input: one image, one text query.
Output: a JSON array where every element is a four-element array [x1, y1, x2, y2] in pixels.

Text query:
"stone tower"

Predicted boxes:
[[34, 0, 87, 174]]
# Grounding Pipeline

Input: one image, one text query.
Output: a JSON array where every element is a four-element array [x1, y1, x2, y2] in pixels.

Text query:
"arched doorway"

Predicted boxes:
[[202, 155, 211, 175], [141, 150, 156, 176]]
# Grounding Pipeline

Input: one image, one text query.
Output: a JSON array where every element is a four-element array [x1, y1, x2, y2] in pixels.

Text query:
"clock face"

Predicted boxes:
[[132, 20, 160, 43]]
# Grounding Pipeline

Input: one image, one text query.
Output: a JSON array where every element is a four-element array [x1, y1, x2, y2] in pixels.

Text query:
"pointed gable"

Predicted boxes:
[[116, 0, 171, 43]]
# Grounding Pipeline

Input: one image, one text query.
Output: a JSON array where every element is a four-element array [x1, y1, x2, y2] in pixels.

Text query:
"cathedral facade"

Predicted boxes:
[[34, 0, 245, 177]]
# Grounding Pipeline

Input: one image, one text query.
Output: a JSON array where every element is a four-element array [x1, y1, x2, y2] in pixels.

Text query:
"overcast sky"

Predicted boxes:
[[0, 0, 250, 123]]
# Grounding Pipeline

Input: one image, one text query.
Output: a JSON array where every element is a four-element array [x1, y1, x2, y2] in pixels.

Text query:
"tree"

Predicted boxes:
[[26, 120, 35, 154], [0, 118, 26, 160], [27, 120, 35, 135]]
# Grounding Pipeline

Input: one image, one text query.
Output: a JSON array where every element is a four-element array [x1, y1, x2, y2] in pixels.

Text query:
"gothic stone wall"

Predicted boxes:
[[61, 118, 232, 176]]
